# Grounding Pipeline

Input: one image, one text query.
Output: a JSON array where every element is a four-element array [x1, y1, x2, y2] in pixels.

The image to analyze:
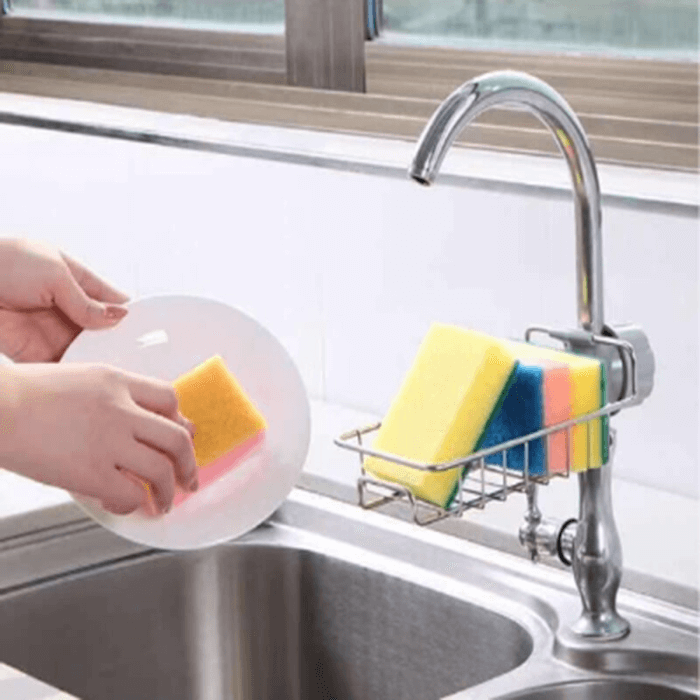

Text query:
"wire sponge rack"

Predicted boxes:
[[334, 326, 642, 526]]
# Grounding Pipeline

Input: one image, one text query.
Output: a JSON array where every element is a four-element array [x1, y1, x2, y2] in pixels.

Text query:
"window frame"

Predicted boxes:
[[0, 4, 697, 172]]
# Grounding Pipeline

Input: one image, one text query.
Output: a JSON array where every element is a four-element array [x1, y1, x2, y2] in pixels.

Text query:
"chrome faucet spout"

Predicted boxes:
[[409, 70, 604, 334]]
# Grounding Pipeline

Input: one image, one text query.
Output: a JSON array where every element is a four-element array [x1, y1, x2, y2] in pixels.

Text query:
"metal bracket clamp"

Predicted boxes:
[[525, 324, 654, 410]]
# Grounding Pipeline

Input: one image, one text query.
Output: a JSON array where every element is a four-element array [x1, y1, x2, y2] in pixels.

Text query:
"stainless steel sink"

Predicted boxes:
[[0, 545, 529, 699], [0, 490, 696, 700]]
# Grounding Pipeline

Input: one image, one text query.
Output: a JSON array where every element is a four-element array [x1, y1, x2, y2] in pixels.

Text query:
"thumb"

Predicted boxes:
[[52, 269, 128, 329]]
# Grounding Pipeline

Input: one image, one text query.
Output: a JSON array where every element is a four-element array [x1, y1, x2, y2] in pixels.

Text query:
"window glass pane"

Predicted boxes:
[[9, 0, 284, 29], [382, 0, 698, 58]]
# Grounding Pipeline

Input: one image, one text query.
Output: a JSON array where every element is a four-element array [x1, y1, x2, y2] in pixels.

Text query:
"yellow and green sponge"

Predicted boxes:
[[363, 324, 519, 509]]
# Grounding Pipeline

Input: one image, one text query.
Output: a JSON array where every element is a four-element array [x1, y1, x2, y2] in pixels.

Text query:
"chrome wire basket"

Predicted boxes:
[[334, 327, 641, 526]]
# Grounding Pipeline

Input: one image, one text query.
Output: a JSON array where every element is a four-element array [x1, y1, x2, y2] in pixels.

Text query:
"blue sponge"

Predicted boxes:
[[479, 364, 545, 475]]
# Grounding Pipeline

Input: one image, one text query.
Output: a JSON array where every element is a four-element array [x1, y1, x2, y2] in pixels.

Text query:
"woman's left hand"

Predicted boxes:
[[0, 239, 131, 363]]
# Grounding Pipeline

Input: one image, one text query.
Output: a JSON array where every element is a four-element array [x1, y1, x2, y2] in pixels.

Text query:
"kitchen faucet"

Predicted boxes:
[[408, 70, 655, 641]]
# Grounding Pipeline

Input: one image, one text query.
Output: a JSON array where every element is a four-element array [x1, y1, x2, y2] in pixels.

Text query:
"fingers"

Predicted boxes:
[[124, 370, 196, 435], [120, 370, 198, 501], [100, 468, 148, 516], [60, 252, 130, 304], [118, 441, 177, 514], [123, 370, 178, 415], [177, 413, 197, 438], [130, 404, 199, 493], [51, 268, 128, 331]]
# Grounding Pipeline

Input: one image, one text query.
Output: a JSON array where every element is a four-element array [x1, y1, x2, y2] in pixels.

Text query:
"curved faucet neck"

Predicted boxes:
[[409, 70, 605, 334]]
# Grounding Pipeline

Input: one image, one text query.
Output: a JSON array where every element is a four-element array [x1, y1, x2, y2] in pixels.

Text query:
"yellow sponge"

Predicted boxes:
[[363, 324, 518, 509], [502, 340, 607, 471], [173, 355, 267, 468], [139, 355, 267, 514]]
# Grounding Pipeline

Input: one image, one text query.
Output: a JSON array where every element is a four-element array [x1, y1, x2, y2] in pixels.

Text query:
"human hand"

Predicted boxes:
[[0, 362, 199, 515], [0, 238, 131, 363]]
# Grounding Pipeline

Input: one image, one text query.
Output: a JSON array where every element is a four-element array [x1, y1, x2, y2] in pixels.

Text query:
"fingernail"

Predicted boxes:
[[104, 305, 128, 321]]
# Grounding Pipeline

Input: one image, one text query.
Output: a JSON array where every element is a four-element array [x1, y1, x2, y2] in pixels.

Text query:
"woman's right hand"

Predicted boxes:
[[0, 362, 198, 515]]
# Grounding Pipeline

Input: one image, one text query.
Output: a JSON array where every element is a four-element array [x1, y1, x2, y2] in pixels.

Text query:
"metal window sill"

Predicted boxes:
[[0, 90, 697, 215]]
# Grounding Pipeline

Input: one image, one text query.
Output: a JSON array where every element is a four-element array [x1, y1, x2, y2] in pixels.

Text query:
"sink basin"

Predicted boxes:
[[0, 490, 695, 700], [0, 523, 531, 699], [496, 679, 697, 699]]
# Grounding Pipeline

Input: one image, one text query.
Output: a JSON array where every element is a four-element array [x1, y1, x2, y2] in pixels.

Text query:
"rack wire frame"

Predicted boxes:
[[334, 328, 640, 526]]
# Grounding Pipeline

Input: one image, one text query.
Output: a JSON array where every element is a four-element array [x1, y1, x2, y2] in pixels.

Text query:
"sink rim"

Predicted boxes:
[[490, 676, 700, 700]]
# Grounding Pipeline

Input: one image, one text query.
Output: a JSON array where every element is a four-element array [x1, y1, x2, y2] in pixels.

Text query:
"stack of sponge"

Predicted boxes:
[[363, 323, 608, 510]]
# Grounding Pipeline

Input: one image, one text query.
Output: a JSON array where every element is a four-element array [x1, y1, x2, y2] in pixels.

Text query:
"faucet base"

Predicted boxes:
[[570, 610, 631, 641], [570, 437, 629, 643]]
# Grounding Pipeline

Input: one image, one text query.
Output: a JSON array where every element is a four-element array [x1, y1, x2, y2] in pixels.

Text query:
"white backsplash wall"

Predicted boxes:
[[1, 123, 697, 499]]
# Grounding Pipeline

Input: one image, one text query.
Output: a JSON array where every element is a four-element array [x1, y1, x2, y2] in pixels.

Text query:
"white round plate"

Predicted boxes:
[[61, 294, 311, 550]]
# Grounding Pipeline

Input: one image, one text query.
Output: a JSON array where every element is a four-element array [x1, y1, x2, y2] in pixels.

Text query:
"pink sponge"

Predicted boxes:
[[171, 430, 265, 508], [540, 360, 572, 475]]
